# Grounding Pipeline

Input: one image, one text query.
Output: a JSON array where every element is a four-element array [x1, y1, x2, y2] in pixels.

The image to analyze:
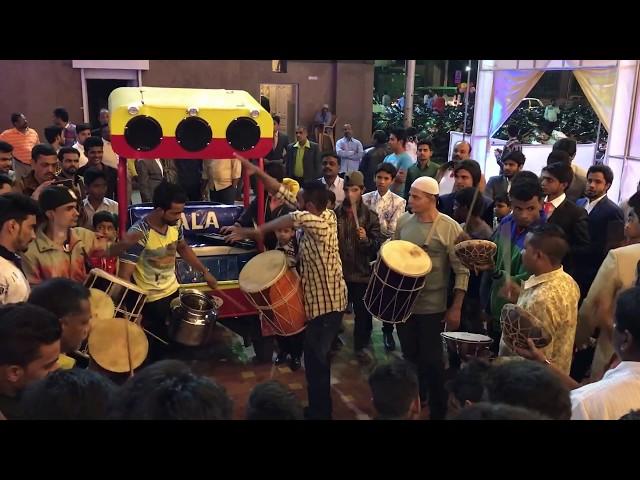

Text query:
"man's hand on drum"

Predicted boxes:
[[455, 232, 471, 244], [233, 153, 258, 176], [357, 227, 367, 240], [202, 271, 218, 291], [470, 260, 495, 275], [514, 338, 546, 364], [499, 277, 521, 303], [224, 226, 262, 244], [443, 305, 462, 331]]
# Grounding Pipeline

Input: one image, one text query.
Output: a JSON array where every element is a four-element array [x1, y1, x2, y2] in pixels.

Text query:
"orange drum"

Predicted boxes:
[[239, 250, 306, 336]]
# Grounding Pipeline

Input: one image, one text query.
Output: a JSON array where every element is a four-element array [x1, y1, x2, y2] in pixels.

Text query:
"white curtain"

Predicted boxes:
[[572, 68, 616, 132], [490, 70, 544, 137]]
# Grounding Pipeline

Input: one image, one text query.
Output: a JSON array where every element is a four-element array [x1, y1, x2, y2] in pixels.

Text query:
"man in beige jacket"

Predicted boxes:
[[576, 246, 640, 381]]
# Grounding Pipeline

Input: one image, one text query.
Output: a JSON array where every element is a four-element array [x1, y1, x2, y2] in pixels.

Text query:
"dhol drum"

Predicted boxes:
[[88, 288, 116, 321], [76, 287, 118, 361], [85, 268, 147, 324], [454, 239, 497, 271], [364, 240, 432, 324], [238, 250, 306, 336], [88, 317, 149, 384], [169, 289, 218, 347], [441, 331, 493, 361], [500, 303, 552, 350]]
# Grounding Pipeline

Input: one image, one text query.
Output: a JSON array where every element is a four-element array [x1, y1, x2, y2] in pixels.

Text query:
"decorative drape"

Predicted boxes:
[[490, 70, 544, 137], [572, 68, 616, 132]]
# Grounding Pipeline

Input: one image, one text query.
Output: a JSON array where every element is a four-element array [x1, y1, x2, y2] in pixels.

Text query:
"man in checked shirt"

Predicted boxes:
[[226, 154, 348, 420]]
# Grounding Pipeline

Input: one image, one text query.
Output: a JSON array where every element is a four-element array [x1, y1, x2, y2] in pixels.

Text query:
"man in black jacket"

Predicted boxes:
[[540, 162, 590, 279], [284, 126, 321, 183], [438, 160, 493, 226], [484, 150, 525, 201], [359, 130, 391, 192], [335, 171, 383, 362], [265, 115, 289, 164], [226, 163, 293, 250], [575, 165, 625, 298]]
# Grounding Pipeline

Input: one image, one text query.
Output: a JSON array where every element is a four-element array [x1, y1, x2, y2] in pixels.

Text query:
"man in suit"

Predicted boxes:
[[484, 151, 525, 201], [253, 115, 290, 195], [575, 165, 625, 298], [540, 162, 590, 278], [553, 138, 587, 203], [285, 126, 321, 183], [438, 160, 493, 227], [135, 159, 165, 203], [265, 115, 289, 165]]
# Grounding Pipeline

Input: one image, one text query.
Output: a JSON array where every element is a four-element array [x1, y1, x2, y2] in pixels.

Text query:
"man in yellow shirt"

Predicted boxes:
[[119, 181, 218, 361], [284, 126, 322, 183]]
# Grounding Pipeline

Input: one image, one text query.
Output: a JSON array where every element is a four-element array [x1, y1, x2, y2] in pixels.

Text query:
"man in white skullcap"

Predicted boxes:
[[393, 176, 470, 419]]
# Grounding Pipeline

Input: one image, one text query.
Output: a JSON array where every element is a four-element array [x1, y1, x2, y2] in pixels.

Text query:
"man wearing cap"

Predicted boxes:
[[314, 104, 333, 126], [335, 171, 383, 362], [393, 176, 469, 419], [22, 186, 109, 285]]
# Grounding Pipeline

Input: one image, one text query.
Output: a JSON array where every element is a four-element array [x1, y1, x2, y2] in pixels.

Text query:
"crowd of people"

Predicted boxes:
[[0, 102, 639, 421]]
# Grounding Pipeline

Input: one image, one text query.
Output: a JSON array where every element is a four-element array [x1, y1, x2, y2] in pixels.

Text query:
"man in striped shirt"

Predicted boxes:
[[226, 154, 348, 420], [0, 113, 40, 181]]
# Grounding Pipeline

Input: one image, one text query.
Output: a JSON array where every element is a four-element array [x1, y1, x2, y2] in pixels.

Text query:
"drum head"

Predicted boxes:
[[89, 288, 116, 321], [441, 331, 493, 344], [238, 250, 287, 293], [500, 304, 552, 349], [88, 318, 149, 373], [380, 240, 432, 277]]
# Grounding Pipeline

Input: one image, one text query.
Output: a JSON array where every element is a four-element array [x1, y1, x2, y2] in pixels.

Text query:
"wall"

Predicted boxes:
[[0, 60, 83, 139], [142, 60, 373, 144], [0, 60, 374, 149]]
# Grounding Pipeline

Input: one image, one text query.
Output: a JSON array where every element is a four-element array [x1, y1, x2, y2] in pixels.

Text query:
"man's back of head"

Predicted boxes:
[[486, 359, 571, 420]]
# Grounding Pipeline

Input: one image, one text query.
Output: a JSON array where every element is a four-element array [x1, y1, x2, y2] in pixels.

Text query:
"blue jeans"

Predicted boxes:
[[303, 311, 343, 420]]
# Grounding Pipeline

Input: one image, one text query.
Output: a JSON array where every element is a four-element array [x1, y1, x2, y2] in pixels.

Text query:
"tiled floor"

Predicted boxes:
[[175, 314, 430, 420]]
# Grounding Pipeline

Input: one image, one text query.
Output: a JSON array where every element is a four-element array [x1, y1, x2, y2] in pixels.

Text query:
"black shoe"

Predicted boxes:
[[289, 357, 302, 371], [383, 331, 396, 351], [274, 352, 288, 365]]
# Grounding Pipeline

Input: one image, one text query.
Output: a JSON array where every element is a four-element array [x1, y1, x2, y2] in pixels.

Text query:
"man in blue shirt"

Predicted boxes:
[[383, 128, 414, 198]]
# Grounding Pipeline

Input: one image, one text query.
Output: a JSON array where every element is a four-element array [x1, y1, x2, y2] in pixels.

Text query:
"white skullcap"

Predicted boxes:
[[411, 176, 439, 196]]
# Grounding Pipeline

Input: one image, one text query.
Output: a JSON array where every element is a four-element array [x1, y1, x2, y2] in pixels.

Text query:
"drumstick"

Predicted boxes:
[[501, 222, 512, 295], [214, 288, 246, 312], [463, 187, 482, 234], [352, 207, 360, 231], [124, 317, 134, 378]]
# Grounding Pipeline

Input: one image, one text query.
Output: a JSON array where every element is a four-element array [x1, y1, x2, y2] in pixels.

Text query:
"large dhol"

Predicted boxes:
[[364, 240, 432, 324]]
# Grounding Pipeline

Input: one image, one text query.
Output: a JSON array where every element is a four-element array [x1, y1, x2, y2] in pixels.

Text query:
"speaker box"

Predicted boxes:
[[109, 87, 273, 159]]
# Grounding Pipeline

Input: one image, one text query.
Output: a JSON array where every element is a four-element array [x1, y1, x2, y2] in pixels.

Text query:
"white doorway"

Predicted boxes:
[[259, 84, 297, 139], [80, 68, 141, 125]]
